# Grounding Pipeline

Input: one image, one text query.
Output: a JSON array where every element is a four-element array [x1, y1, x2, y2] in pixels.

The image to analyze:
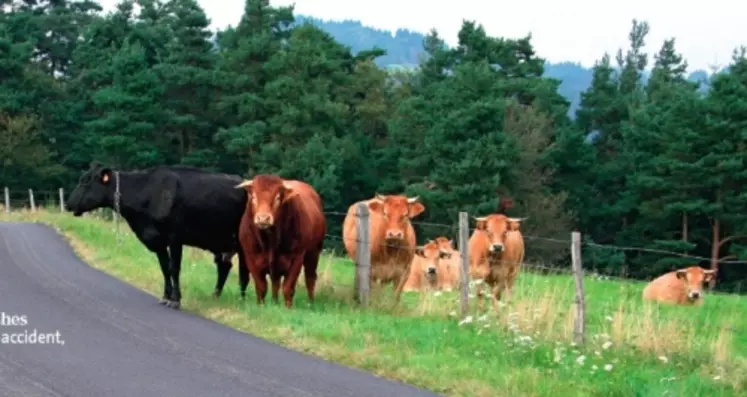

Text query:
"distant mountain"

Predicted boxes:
[[294, 15, 712, 117]]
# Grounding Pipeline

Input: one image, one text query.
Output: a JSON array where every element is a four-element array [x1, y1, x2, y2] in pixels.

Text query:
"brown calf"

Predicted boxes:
[[403, 240, 453, 292], [434, 236, 460, 291], [642, 266, 716, 305]]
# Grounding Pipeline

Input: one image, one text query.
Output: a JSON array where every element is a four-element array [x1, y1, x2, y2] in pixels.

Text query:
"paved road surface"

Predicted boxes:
[[0, 222, 442, 397]]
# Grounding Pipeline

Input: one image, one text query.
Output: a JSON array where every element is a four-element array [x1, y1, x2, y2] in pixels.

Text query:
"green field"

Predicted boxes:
[[2, 209, 745, 396]]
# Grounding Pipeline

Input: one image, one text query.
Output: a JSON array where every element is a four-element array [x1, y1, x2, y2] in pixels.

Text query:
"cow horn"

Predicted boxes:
[[282, 181, 294, 189], [704, 269, 716, 274], [235, 180, 253, 189], [374, 193, 386, 202], [507, 217, 528, 222], [407, 195, 420, 204], [473, 216, 488, 222]]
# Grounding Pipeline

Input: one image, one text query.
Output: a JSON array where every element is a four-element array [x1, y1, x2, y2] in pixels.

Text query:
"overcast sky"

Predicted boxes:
[[98, 0, 744, 72]]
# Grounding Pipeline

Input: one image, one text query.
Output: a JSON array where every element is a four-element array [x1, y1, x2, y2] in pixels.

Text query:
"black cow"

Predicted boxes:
[[66, 162, 250, 309]]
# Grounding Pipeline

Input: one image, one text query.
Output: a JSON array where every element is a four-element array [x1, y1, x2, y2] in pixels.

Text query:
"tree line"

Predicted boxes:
[[1, 0, 746, 291]]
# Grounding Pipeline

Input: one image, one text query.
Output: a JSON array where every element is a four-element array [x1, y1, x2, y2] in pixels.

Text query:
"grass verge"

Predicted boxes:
[[2, 209, 746, 396]]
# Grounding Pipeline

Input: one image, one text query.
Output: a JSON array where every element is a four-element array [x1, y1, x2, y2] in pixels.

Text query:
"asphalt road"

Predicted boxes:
[[0, 222, 442, 397]]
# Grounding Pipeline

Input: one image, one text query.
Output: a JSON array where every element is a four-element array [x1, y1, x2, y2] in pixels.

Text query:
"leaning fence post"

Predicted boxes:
[[459, 211, 471, 317], [571, 231, 585, 344], [59, 188, 65, 212], [28, 189, 36, 212], [3, 187, 9, 212], [354, 202, 371, 306]]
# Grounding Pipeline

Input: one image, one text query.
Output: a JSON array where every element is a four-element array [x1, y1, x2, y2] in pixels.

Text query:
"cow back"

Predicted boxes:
[[279, 181, 326, 253]]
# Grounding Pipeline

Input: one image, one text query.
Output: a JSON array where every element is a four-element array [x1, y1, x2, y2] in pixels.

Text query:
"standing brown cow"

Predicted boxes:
[[235, 175, 326, 308], [468, 214, 527, 309], [342, 194, 425, 302], [642, 266, 716, 305]]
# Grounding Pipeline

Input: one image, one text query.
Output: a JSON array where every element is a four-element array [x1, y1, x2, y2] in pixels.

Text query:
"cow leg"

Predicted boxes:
[[248, 257, 268, 305], [167, 242, 183, 309], [156, 249, 173, 305], [238, 251, 249, 299], [270, 271, 282, 305], [212, 254, 232, 298], [303, 248, 321, 303], [392, 272, 408, 306], [281, 255, 304, 308]]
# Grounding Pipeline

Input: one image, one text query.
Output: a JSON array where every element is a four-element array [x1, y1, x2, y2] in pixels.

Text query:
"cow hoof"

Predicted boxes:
[[166, 300, 181, 310], [158, 298, 169, 305], [211, 290, 220, 299]]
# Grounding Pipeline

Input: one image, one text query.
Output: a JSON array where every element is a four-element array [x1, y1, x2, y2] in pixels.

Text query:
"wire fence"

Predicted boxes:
[[2, 186, 744, 345]]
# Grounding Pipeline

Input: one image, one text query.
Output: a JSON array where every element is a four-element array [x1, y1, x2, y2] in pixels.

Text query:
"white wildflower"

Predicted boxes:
[[602, 341, 612, 350], [658, 356, 668, 364], [591, 365, 598, 371], [604, 364, 613, 371], [449, 311, 456, 317], [433, 291, 442, 297], [605, 316, 614, 322], [477, 314, 488, 322], [713, 375, 721, 381], [458, 316, 473, 326], [575, 355, 586, 365]]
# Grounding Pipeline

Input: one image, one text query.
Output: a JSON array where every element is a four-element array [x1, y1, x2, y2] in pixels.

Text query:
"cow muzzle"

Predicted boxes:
[[688, 290, 701, 300], [254, 213, 274, 229], [384, 230, 405, 241], [489, 243, 504, 253], [426, 266, 437, 276]]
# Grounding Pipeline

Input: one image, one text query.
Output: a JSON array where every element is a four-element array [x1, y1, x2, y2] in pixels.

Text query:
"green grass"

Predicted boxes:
[[2, 208, 746, 396]]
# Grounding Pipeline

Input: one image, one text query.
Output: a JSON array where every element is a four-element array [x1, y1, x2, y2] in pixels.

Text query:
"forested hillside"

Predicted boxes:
[[297, 16, 714, 115], [2, 0, 746, 292]]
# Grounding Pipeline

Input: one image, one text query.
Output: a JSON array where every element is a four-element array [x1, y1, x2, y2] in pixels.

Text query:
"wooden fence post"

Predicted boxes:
[[458, 211, 471, 317], [571, 231, 585, 344], [354, 202, 371, 306], [59, 188, 65, 212], [28, 189, 36, 212], [3, 187, 8, 212]]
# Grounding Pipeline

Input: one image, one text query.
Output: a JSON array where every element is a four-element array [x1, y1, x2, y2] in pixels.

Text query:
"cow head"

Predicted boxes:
[[414, 240, 451, 282], [474, 214, 527, 254], [675, 266, 716, 301], [235, 175, 298, 230], [434, 236, 455, 253], [367, 194, 425, 244], [66, 162, 116, 217]]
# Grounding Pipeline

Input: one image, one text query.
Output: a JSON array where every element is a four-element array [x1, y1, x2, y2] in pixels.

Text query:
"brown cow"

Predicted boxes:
[[642, 266, 716, 305], [434, 236, 460, 291], [403, 240, 453, 292], [468, 214, 527, 309], [342, 194, 425, 302], [235, 175, 326, 308]]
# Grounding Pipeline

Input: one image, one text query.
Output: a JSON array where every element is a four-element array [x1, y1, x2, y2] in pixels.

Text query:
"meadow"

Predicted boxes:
[[1, 208, 745, 396]]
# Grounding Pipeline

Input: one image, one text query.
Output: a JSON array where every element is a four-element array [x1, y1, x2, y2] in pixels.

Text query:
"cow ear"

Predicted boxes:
[[281, 182, 298, 203], [676, 269, 688, 280], [439, 250, 452, 259], [408, 202, 425, 218], [414, 246, 425, 257], [367, 200, 383, 213], [100, 168, 112, 184], [704, 269, 716, 282]]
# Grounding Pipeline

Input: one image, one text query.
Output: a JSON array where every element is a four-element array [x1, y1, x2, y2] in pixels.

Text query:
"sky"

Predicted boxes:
[[97, 0, 744, 72]]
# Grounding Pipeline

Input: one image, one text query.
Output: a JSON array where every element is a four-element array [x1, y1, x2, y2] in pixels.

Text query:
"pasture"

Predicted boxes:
[[1, 208, 745, 396]]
